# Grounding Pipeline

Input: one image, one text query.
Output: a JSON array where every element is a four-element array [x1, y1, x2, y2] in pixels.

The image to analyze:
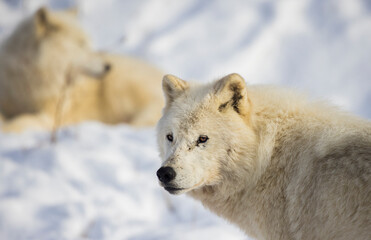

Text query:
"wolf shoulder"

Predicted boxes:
[[252, 84, 371, 178], [264, 85, 371, 239]]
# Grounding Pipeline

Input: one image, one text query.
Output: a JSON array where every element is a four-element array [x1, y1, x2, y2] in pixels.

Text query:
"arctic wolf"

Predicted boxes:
[[0, 7, 108, 119], [0, 7, 163, 132], [156, 73, 371, 240]]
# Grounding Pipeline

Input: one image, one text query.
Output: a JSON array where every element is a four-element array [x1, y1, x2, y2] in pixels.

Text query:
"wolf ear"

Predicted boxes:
[[65, 7, 79, 17], [34, 7, 58, 36], [35, 7, 49, 28], [162, 74, 189, 106], [214, 73, 251, 117]]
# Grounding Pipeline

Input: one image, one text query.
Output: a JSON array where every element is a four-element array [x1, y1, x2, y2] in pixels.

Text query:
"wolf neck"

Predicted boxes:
[[188, 177, 263, 237], [188, 124, 275, 238]]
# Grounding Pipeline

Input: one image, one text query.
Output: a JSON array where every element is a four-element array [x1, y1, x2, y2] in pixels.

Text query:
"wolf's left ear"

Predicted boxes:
[[214, 73, 251, 117], [162, 74, 189, 106], [34, 7, 59, 37], [35, 7, 49, 30]]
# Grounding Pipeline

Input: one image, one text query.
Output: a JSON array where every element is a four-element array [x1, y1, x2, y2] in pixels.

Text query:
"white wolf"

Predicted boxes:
[[0, 7, 109, 119], [0, 7, 164, 132], [156, 73, 371, 240]]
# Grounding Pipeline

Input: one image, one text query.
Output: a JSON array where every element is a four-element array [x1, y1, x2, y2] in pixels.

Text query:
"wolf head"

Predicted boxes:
[[35, 7, 111, 77], [3, 7, 110, 79], [156, 74, 257, 195]]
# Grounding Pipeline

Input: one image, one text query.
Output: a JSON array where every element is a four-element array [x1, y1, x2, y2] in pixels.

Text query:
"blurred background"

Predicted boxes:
[[0, 0, 370, 239]]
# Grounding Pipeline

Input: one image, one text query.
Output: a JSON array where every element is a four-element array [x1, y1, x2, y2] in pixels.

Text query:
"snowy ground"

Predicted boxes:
[[0, 124, 245, 240], [0, 0, 370, 240]]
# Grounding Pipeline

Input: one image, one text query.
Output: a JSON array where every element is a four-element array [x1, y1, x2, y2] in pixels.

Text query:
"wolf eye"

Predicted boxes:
[[198, 135, 209, 144], [166, 134, 173, 142]]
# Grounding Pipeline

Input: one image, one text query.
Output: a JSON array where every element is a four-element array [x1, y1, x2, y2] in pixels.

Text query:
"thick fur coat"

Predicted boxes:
[[0, 7, 164, 132], [156, 73, 371, 240]]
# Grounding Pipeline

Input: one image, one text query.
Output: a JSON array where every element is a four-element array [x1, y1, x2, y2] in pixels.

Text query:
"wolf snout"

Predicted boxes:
[[157, 167, 176, 184]]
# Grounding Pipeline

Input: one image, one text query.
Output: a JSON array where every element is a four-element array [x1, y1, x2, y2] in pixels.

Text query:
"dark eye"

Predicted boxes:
[[166, 134, 173, 142], [198, 135, 209, 144]]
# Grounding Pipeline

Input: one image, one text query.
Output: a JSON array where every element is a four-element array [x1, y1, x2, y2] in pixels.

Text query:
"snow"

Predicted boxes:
[[0, 124, 245, 240], [0, 0, 370, 240]]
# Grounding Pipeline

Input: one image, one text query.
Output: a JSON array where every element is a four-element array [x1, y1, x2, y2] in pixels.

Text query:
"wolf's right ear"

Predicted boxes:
[[162, 74, 189, 106], [65, 7, 79, 17]]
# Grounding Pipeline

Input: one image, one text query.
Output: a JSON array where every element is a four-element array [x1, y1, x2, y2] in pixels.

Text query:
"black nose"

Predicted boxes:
[[104, 63, 111, 72], [157, 167, 176, 184]]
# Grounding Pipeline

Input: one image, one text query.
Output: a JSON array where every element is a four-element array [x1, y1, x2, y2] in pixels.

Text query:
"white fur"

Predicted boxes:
[[157, 73, 371, 240], [0, 7, 164, 132]]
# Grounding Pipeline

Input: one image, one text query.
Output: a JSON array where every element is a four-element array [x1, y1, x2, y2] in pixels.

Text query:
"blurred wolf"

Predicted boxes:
[[156, 73, 371, 240], [0, 7, 163, 132]]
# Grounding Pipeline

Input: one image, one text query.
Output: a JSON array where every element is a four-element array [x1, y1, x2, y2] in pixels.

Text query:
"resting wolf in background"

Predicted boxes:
[[0, 7, 164, 132], [156, 73, 371, 240]]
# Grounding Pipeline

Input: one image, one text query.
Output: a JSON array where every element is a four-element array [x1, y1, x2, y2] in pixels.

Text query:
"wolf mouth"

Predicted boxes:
[[163, 180, 206, 194], [164, 186, 186, 194]]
